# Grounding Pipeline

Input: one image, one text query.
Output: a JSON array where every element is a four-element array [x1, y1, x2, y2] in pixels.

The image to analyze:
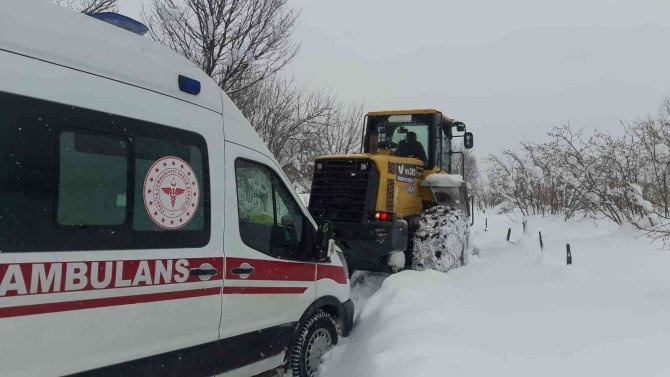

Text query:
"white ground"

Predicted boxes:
[[321, 211, 670, 377]]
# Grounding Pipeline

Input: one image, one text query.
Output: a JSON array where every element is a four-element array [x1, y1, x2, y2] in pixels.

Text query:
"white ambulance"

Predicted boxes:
[[0, 2, 353, 376]]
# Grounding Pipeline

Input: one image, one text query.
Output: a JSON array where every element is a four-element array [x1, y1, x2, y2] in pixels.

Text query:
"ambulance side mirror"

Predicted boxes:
[[313, 220, 333, 261]]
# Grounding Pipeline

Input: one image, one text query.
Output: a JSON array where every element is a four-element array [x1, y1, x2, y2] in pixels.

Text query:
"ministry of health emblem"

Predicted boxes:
[[143, 156, 199, 229]]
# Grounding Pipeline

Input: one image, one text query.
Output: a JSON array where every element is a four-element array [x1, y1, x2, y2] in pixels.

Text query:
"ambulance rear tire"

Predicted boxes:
[[289, 311, 338, 377]]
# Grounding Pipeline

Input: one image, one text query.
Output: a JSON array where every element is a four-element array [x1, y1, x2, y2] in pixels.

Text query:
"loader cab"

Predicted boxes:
[[363, 109, 472, 172]]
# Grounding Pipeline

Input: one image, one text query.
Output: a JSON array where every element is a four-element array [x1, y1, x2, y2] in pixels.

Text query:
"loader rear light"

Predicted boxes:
[[374, 211, 394, 221]]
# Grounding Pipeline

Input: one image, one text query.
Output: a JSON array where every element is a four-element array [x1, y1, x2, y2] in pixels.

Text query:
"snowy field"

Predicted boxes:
[[320, 211, 670, 377]]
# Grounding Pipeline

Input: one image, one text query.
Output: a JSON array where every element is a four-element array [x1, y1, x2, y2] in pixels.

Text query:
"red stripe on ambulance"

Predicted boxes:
[[0, 258, 223, 297], [223, 286, 307, 295], [225, 257, 346, 283], [316, 264, 347, 284], [0, 256, 344, 318], [0, 285, 309, 318], [225, 257, 316, 281], [0, 287, 222, 319]]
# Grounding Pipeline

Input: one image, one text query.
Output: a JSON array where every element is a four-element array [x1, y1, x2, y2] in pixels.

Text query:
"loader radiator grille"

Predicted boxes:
[[308, 159, 378, 222]]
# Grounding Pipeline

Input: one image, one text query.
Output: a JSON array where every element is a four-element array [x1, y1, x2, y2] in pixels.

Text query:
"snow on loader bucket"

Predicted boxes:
[[413, 174, 472, 272]]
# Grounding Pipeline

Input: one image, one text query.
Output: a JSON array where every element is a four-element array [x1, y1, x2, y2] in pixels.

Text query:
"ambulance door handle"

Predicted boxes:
[[231, 267, 255, 275], [189, 263, 219, 280], [231, 263, 255, 278], [190, 268, 218, 276]]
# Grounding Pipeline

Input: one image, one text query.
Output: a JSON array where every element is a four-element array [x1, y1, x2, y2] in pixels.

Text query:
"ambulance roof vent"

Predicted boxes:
[[89, 12, 149, 36]]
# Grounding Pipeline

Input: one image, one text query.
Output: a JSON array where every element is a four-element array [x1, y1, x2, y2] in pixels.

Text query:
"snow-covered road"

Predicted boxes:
[[321, 212, 670, 377]]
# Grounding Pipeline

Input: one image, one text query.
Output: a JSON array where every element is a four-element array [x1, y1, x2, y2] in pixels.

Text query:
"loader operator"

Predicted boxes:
[[395, 131, 427, 165]]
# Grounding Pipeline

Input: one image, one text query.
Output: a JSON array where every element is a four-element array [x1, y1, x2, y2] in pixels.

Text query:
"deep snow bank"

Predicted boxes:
[[322, 212, 670, 377]]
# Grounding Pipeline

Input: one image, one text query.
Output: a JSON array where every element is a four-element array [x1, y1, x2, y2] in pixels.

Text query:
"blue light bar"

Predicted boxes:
[[89, 12, 149, 36], [178, 75, 201, 95]]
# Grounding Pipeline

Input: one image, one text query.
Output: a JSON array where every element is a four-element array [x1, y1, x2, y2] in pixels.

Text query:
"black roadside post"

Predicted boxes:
[[539, 231, 544, 251], [566, 243, 572, 265], [506, 227, 511, 242], [485, 218, 488, 232]]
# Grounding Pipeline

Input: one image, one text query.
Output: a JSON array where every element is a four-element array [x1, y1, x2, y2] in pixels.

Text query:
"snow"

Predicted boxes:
[[386, 250, 405, 272], [422, 173, 464, 188], [585, 191, 600, 203], [321, 210, 670, 377], [630, 183, 654, 212], [491, 201, 514, 214]]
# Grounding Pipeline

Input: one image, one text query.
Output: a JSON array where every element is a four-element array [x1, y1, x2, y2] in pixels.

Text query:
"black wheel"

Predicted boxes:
[[290, 311, 338, 377]]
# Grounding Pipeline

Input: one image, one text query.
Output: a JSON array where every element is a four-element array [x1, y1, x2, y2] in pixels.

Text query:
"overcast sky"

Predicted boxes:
[[120, 0, 670, 161]]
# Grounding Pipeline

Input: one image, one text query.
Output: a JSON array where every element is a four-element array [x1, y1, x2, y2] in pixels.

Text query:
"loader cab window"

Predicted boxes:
[[392, 127, 428, 165], [366, 114, 435, 167], [375, 123, 429, 165], [235, 159, 310, 261], [439, 125, 452, 172]]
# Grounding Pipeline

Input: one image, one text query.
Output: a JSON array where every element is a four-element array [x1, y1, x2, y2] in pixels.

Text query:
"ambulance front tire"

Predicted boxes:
[[289, 311, 338, 377]]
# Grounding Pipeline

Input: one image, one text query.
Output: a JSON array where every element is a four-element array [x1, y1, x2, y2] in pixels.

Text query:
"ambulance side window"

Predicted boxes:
[[235, 160, 274, 255], [57, 130, 129, 226], [235, 159, 309, 260], [0, 90, 210, 252]]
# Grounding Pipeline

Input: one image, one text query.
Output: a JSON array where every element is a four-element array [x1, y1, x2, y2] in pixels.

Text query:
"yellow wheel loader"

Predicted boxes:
[[308, 109, 475, 274]]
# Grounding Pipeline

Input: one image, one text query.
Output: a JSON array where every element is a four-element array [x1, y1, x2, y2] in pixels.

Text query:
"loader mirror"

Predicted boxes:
[[464, 132, 474, 149], [313, 220, 333, 261]]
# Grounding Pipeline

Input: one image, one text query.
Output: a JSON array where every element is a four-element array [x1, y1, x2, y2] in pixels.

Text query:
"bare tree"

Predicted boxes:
[[451, 148, 480, 185], [52, 0, 117, 14], [232, 77, 335, 161], [143, 0, 299, 94], [312, 102, 365, 157], [482, 110, 670, 240], [473, 170, 504, 210], [230, 76, 338, 188]]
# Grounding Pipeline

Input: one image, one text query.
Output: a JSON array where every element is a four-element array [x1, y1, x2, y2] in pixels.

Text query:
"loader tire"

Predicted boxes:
[[412, 205, 470, 273]]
